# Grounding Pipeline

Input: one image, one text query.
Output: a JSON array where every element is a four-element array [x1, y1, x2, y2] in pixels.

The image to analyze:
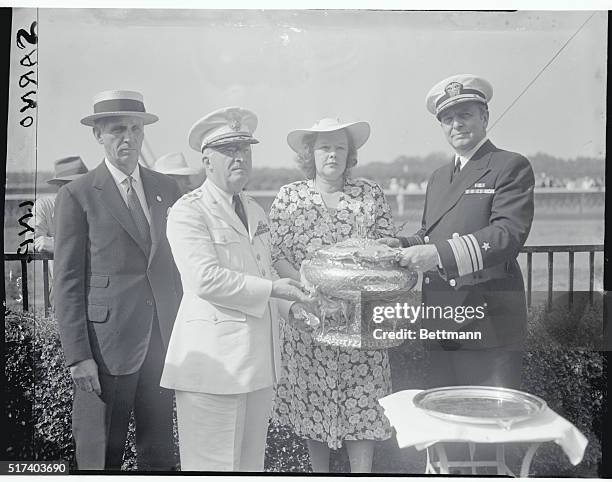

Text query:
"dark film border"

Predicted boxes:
[[1, 6, 14, 463]]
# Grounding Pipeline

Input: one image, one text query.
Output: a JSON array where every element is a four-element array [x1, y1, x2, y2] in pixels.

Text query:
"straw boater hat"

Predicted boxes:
[[80, 90, 158, 127], [425, 74, 493, 120], [154, 152, 200, 176], [46, 156, 89, 185], [287, 118, 371, 154], [188, 106, 259, 153]]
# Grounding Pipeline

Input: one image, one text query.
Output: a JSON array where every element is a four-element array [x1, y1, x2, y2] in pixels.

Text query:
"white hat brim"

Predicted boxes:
[[158, 167, 201, 176], [46, 173, 87, 184], [287, 121, 370, 154], [81, 111, 159, 127]]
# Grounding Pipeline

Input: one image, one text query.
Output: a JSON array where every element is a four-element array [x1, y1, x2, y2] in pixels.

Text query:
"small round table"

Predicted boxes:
[[379, 389, 588, 477], [425, 441, 542, 476]]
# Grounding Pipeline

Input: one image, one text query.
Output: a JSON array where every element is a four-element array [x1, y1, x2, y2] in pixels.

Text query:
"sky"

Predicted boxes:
[[6, 9, 608, 173]]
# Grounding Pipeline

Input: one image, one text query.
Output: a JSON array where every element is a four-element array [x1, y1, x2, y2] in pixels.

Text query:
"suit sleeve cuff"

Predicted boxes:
[[239, 276, 273, 318], [435, 240, 459, 279], [436, 233, 484, 279], [399, 234, 424, 248]]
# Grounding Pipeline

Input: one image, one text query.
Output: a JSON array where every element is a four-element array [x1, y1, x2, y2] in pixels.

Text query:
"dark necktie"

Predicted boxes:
[[233, 194, 249, 231], [451, 157, 462, 183], [125, 176, 151, 249]]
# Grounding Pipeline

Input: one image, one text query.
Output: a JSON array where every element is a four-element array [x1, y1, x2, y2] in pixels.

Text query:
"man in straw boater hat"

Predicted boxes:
[[154, 151, 203, 195], [160, 106, 313, 471], [53, 90, 183, 470], [382, 74, 535, 390]]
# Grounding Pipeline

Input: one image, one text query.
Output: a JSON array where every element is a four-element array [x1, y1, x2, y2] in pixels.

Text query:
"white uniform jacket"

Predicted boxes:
[[161, 180, 291, 394]]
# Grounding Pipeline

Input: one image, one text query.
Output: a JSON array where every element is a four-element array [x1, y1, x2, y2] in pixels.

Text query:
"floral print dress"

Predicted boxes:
[[270, 177, 396, 449]]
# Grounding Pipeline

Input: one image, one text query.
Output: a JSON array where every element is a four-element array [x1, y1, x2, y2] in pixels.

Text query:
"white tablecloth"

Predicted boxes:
[[379, 389, 588, 465]]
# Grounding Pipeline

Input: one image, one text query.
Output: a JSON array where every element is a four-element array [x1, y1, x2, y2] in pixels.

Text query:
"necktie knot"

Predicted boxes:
[[124, 175, 136, 192], [454, 157, 462, 171], [451, 157, 462, 183]]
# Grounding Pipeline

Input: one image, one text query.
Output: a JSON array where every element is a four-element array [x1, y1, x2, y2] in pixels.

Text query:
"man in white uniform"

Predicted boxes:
[[161, 106, 312, 471]]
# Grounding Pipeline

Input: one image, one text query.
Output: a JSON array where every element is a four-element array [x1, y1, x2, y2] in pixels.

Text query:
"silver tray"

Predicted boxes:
[[413, 386, 547, 430]]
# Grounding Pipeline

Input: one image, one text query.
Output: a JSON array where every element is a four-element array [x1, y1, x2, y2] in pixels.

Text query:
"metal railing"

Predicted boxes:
[[521, 244, 604, 311], [5, 251, 53, 317], [4, 245, 605, 317]]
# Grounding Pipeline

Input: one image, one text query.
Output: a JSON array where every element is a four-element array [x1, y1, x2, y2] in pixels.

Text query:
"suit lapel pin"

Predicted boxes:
[[156, 195, 162, 202]]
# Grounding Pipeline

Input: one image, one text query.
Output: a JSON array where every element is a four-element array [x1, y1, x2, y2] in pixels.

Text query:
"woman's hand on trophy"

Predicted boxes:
[[272, 278, 314, 304], [377, 236, 400, 248], [399, 245, 440, 272]]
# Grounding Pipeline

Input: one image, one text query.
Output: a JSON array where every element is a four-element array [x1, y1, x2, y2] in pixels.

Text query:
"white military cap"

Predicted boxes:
[[188, 106, 259, 153], [426, 74, 493, 119], [154, 152, 200, 176]]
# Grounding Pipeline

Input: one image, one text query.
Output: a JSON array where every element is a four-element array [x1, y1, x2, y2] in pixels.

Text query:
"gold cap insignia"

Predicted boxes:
[[229, 117, 242, 131], [445, 81, 463, 98]]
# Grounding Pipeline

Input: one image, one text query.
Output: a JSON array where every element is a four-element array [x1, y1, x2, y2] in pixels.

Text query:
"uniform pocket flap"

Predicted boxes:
[[213, 305, 247, 323], [181, 296, 247, 323], [88, 275, 109, 288], [210, 227, 240, 244], [87, 304, 109, 322]]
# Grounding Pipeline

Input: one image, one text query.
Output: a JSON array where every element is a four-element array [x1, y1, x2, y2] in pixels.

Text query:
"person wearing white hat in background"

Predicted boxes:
[[34, 156, 89, 254], [33, 156, 89, 307], [380, 74, 535, 391], [154, 152, 204, 195], [269, 118, 396, 473], [161, 106, 314, 471], [53, 90, 183, 470]]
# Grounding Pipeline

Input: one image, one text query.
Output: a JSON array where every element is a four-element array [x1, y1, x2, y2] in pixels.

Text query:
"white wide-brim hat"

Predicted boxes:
[[154, 152, 200, 176], [287, 118, 371, 154], [81, 90, 158, 127]]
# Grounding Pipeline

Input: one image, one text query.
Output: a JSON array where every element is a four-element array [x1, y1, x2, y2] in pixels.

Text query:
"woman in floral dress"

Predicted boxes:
[[270, 118, 396, 472]]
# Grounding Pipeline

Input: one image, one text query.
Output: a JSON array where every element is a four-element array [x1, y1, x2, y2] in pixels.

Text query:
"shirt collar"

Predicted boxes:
[[105, 158, 142, 186], [456, 136, 489, 167], [205, 178, 236, 205]]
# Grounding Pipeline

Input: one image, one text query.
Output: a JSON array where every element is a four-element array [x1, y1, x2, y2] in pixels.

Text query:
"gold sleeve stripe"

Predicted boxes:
[[458, 235, 477, 273], [447, 238, 464, 276], [448, 237, 471, 277], [461, 234, 479, 272], [455, 236, 474, 275], [466, 234, 483, 271]]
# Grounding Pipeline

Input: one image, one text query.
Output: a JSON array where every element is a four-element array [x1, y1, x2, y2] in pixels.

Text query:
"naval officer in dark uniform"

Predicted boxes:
[[388, 74, 535, 389]]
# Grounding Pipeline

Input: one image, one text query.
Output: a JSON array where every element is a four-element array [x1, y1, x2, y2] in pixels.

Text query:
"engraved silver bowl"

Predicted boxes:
[[298, 238, 418, 349]]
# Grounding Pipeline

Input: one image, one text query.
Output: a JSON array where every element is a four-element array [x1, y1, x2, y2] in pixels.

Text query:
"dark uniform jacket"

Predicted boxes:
[[54, 161, 182, 375], [400, 140, 535, 349]]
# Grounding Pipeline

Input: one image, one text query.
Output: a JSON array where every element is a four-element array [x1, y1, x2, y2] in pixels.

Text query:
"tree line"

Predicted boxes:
[[6, 152, 605, 192]]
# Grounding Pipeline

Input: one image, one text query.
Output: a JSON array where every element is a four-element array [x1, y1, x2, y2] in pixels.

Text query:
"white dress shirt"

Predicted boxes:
[[455, 136, 489, 171], [104, 159, 152, 226]]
